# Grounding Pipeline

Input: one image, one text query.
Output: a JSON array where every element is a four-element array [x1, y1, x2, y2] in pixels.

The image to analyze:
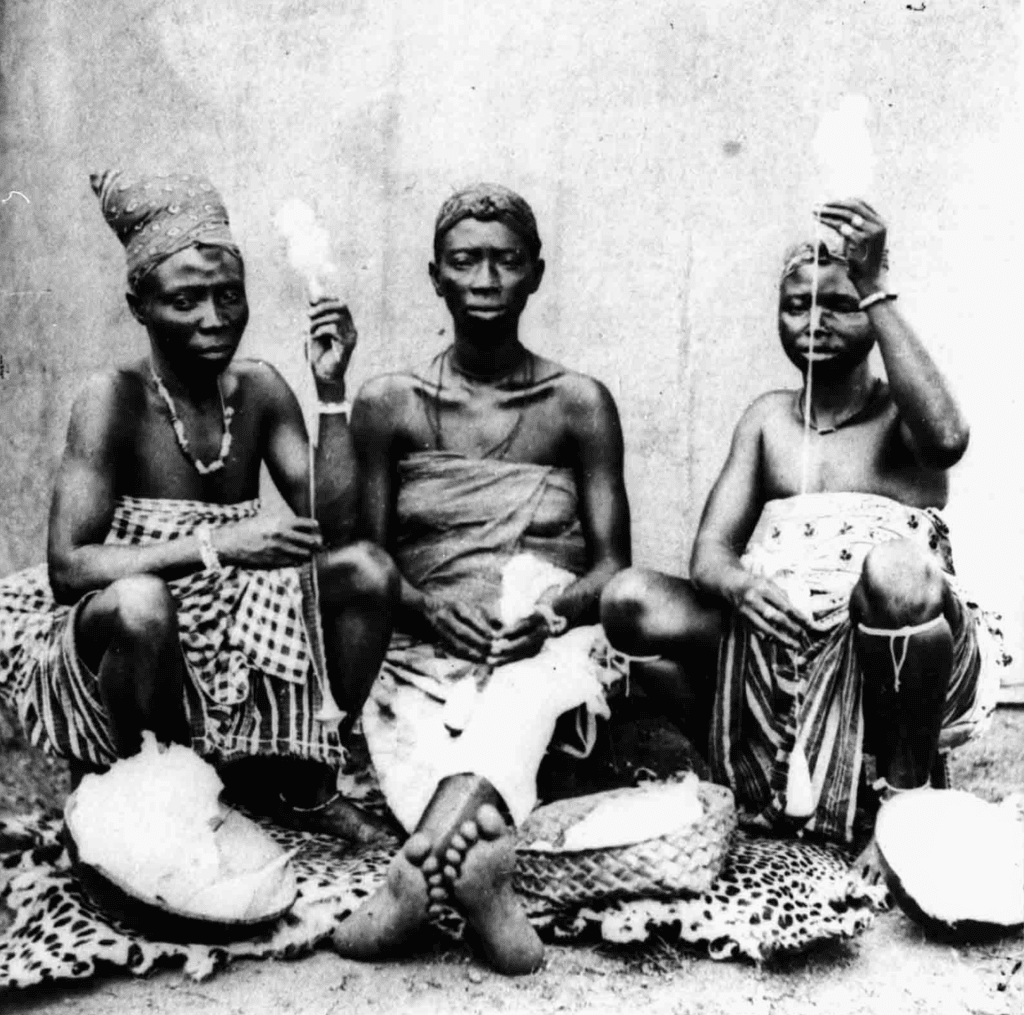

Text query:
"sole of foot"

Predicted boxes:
[[331, 832, 433, 959], [444, 803, 544, 976]]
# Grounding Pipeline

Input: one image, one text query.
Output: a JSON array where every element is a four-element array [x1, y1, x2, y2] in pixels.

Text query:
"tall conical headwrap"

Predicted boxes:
[[90, 170, 242, 291]]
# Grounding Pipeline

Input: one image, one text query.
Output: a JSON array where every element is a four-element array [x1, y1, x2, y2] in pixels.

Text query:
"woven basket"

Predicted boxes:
[[514, 782, 736, 909]]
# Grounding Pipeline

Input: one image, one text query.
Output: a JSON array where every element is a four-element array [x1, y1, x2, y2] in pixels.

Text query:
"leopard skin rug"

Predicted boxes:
[[0, 807, 885, 990]]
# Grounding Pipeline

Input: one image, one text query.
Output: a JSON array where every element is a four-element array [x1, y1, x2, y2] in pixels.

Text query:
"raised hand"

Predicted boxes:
[[308, 297, 357, 396], [212, 515, 323, 569], [814, 199, 888, 290]]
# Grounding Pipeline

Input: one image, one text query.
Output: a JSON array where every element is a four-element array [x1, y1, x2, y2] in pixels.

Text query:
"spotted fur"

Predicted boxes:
[[0, 814, 883, 990]]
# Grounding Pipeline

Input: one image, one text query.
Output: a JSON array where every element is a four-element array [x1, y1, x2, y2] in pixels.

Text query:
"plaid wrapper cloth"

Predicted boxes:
[[0, 496, 343, 767]]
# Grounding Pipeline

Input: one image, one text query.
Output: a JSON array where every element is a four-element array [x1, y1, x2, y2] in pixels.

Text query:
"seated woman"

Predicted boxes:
[[0, 171, 398, 840], [600, 201, 1001, 859], [334, 184, 631, 974]]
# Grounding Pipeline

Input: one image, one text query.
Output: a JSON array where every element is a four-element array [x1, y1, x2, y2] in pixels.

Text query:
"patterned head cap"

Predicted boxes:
[[780, 224, 849, 282], [434, 183, 541, 258], [90, 170, 242, 291]]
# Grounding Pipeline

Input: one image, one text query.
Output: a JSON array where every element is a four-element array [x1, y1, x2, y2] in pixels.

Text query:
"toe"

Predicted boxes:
[[474, 803, 507, 840], [403, 832, 432, 866], [429, 886, 448, 902], [459, 820, 479, 842], [444, 864, 458, 881], [427, 872, 444, 887], [445, 847, 462, 866], [451, 833, 467, 851], [421, 854, 439, 876]]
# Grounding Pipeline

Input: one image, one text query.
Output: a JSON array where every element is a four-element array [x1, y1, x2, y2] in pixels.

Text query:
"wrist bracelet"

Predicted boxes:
[[318, 400, 351, 420], [535, 604, 568, 636], [197, 524, 222, 571], [858, 291, 898, 311]]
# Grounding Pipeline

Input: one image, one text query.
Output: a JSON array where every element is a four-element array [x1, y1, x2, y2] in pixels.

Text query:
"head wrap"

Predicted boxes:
[[434, 183, 541, 258], [90, 170, 242, 291], [780, 223, 890, 283], [780, 224, 848, 282]]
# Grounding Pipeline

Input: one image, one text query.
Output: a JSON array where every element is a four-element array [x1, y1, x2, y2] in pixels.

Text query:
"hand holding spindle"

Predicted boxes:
[[308, 297, 357, 400]]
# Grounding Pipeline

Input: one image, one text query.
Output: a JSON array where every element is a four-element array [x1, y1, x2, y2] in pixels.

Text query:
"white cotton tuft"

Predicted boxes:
[[497, 553, 575, 626], [71, 733, 225, 904], [811, 94, 876, 201], [273, 198, 338, 300]]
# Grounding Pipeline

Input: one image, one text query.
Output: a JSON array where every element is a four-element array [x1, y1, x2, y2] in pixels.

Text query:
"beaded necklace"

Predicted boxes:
[[149, 361, 235, 475]]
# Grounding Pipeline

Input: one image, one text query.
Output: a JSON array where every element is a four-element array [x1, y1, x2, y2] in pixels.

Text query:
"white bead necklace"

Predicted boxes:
[[149, 361, 235, 475]]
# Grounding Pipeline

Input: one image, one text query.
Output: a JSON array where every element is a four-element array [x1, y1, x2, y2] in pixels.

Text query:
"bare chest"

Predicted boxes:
[[123, 393, 264, 503], [402, 381, 571, 465], [761, 409, 947, 508]]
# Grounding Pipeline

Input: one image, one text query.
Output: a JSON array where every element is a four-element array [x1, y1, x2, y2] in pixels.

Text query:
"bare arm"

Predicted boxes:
[[47, 373, 208, 603], [487, 377, 631, 664], [690, 398, 807, 647], [816, 199, 969, 468], [264, 300, 360, 544], [548, 377, 631, 627]]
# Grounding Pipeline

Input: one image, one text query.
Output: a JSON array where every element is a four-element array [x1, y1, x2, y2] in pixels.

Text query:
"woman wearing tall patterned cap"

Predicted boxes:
[[0, 170, 398, 842]]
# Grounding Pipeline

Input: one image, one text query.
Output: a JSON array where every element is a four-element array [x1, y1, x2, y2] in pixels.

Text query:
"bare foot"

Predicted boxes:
[[442, 804, 544, 976], [331, 832, 435, 959]]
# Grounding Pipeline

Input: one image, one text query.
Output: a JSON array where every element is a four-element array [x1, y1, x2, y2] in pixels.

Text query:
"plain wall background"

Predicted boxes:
[[1, 0, 1021, 656]]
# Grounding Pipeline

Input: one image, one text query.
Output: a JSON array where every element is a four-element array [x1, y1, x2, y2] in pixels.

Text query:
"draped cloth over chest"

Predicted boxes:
[[0, 497, 343, 768], [710, 492, 1001, 843], [363, 451, 622, 831]]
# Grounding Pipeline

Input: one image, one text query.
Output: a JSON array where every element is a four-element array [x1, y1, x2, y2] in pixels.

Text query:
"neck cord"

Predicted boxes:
[[149, 361, 234, 475]]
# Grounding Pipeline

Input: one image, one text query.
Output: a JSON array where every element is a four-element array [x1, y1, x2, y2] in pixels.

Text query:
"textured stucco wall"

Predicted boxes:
[[1, 0, 1021, 651]]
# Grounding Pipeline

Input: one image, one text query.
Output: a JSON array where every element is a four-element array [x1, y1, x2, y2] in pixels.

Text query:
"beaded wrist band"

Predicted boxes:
[[197, 524, 222, 571], [858, 291, 898, 311]]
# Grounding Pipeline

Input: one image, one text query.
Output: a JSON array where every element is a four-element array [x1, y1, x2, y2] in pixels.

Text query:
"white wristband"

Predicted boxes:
[[197, 524, 222, 571], [858, 291, 898, 311], [318, 400, 351, 420]]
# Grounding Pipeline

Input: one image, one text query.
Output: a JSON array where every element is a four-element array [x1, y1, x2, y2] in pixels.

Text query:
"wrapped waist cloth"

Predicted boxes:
[[363, 451, 624, 829], [711, 492, 1003, 843], [0, 496, 343, 768]]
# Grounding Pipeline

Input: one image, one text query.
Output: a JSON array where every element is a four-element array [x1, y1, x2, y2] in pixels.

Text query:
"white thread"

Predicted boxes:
[[798, 219, 822, 497], [857, 615, 946, 696]]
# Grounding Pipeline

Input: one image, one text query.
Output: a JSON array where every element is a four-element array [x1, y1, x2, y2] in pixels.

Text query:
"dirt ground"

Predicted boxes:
[[2, 709, 1022, 1015]]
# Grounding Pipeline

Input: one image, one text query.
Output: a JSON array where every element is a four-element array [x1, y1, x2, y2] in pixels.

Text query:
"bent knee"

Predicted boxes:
[[856, 541, 946, 627], [600, 568, 660, 646], [321, 542, 400, 603], [107, 575, 177, 641]]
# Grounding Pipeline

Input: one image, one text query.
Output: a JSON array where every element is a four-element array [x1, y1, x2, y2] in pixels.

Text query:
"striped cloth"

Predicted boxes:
[[0, 497, 343, 768], [710, 493, 1000, 843]]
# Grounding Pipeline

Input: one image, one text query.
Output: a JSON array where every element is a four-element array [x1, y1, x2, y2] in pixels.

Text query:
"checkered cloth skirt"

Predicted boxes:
[[0, 497, 343, 768]]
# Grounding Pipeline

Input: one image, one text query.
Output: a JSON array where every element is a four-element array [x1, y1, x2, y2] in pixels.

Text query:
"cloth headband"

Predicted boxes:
[[434, 183, 541, 257]]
